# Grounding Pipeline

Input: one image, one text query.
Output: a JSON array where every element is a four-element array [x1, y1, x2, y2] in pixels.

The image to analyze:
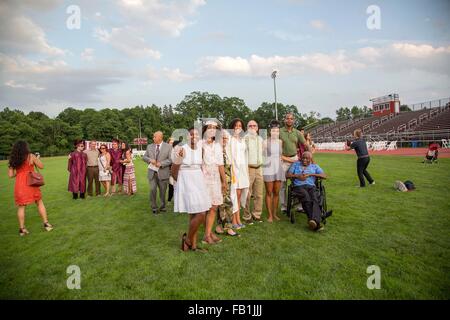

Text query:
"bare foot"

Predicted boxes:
[[274, 215, 281, 221], [267, 218, 273, 223]]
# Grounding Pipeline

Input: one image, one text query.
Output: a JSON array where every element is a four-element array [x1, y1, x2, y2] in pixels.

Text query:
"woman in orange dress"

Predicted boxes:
[[8, 141, 53, 236]]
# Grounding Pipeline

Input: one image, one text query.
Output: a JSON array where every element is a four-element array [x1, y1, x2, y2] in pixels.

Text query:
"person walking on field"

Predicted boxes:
[[8, 141, 53, 236]]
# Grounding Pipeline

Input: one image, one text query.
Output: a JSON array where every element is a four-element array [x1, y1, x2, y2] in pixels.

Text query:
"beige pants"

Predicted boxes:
[[244, 167, 264, 221]]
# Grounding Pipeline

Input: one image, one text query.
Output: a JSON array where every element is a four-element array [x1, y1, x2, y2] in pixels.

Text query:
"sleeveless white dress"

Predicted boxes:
[[98, 155, 111, 181], [174, 144, 212, 214]]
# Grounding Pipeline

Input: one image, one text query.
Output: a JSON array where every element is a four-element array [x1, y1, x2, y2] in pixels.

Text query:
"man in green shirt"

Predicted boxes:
[[279, 113, 309, 213]]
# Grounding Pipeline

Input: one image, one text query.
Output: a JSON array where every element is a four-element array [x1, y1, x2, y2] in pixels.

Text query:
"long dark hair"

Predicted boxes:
[[122, 143, 131, 156], [9, 140, 31, 169]]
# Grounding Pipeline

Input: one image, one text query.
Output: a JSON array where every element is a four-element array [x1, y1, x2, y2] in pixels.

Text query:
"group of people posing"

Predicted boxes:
[[67, 139, 137, 198], [139, 113, 322, 252]]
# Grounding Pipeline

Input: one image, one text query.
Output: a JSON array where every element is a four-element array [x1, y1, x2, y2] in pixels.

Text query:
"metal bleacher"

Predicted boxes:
[[413, 108, 450, 132], [311, 102, 450, 142]]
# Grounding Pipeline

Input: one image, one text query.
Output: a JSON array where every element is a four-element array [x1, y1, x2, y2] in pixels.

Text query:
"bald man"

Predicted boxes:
[[244, 120, 264, 223], [143, 131, 172, 214]]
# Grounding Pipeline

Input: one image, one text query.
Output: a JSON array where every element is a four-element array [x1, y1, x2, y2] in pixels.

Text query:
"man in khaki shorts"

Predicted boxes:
[[279, 113, 309, 213]]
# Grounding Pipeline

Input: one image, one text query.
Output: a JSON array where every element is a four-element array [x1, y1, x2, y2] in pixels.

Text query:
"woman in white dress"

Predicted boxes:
[[202, 120, 227, 244], [172, 127, 212, 252], [228, 118, 249, 230], [98, 144, 111, 197]]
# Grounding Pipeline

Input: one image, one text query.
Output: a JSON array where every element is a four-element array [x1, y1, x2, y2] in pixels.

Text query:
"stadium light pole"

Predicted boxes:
[[271, 70, 278, 120]]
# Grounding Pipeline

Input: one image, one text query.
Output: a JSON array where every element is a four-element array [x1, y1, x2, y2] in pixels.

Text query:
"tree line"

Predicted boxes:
[[1, 91, 377, 158], [1, 91, 331, 158]]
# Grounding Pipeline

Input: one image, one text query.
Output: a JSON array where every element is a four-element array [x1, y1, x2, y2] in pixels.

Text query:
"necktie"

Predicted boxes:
[[156, 144, 160, 160]]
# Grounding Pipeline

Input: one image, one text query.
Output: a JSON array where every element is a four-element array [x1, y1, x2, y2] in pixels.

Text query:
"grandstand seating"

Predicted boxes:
[[310, 105, 450, 142], [413, 108, 450, 132], [368, 110, 431, 134]]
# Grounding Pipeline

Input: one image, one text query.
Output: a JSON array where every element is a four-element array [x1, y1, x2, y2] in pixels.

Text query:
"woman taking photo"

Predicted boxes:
[[172, 127, 212, 252], [8, 141, 53, 236], [201, 120, 227, 244], [345, 129, 375, 187], [98, 144, 112, 196], [263, 120, 287, 222]]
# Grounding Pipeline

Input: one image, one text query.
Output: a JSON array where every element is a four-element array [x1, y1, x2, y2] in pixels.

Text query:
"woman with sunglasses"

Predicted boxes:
[[98, 144, 112, 196]]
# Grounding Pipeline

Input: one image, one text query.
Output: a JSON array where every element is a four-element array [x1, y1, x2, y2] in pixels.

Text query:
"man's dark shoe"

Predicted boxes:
[[159, 207, 166, 213], [308, 220, 317, 230], [152, 209, 158, 214]]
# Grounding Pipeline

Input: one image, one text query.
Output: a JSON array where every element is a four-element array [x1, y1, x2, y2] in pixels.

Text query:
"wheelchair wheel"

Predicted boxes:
[[287, 186, 295, 224]]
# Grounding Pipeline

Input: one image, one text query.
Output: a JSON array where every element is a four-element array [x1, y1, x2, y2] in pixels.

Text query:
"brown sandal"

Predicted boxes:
[[202, 236, 216, 245], [181, 233, 191, 251]]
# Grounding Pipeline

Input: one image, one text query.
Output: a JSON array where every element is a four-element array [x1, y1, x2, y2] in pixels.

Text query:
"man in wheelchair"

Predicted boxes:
[[286, 151, 332, 231]]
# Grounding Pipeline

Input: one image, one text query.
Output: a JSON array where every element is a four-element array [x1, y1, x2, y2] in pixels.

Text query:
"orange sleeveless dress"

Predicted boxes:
[[14, 162, 42, 206]]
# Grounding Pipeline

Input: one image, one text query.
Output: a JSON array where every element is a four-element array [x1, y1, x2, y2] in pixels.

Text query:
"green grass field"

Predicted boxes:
[[0, 153, 449, 299]]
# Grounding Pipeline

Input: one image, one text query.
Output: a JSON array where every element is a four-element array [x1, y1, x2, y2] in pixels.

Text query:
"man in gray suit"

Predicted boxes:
[[143, 131, 172, 214]]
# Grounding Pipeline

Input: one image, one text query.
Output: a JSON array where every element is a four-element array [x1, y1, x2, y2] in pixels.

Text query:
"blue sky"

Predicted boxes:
[[0, 0, 449, 118]]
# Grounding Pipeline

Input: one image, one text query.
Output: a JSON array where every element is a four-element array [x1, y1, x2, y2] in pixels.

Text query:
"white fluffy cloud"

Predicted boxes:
[[162, 67, 193, 82], [0, 53, 129, 110], [117, 0, 206, 37], [81, 48, 95, 62], [0, 1, 65, 56], [199, 51, 364, 77], [144, 65, 193, 82], [199, 43, 450, 78], [94, 26, 161, 59], [310, 19, 326, 30], [358, 43, 450, 74]]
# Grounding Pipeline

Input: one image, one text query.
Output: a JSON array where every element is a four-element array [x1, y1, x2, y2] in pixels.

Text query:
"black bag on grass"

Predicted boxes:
[[404, 180, 416, 191]]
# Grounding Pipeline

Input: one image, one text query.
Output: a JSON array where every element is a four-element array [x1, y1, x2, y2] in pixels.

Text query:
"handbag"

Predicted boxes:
[[27, 166, 45, 187]]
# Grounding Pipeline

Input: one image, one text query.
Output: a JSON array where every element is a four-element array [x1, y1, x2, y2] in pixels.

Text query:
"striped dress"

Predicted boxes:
[[123, 159, 137, 194]]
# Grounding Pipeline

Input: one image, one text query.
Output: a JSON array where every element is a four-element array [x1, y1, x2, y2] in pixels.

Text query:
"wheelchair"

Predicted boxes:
[[286, 178, 330, 225]]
